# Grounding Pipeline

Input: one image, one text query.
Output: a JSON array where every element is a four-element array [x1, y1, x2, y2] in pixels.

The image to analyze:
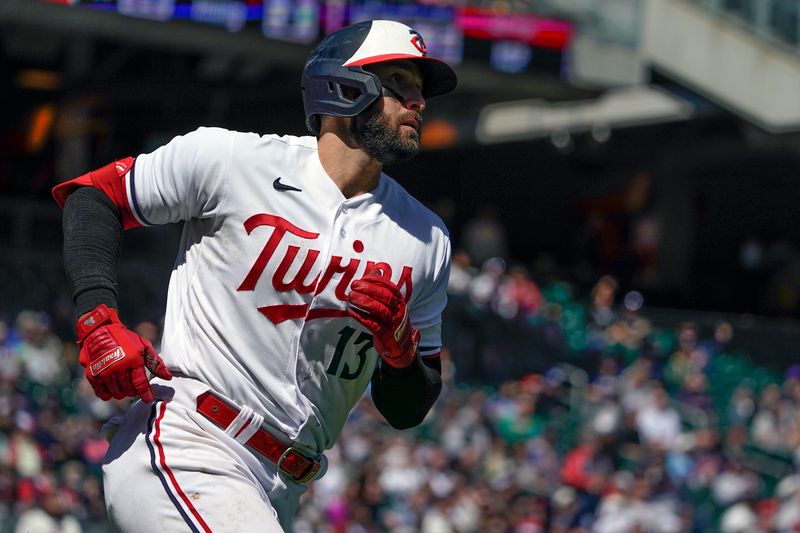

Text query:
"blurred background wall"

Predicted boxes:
[[4, 1, 800, 347]]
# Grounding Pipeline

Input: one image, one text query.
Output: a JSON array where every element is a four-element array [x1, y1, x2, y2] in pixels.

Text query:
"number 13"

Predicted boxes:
[[326, 326, 373, 380]]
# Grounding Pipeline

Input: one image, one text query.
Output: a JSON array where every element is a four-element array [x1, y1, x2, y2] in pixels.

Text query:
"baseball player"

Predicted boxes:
[[52, 19, 456, 532]]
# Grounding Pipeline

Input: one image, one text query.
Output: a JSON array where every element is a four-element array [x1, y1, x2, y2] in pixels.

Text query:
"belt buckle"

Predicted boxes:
[[277, 446, 321, 484]]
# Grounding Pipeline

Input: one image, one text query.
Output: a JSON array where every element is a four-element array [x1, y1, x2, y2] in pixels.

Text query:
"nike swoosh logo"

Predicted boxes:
[[273, 177, 302, 192]]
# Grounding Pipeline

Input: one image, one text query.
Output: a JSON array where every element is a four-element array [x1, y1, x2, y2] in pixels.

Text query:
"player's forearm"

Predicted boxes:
[[63, 186, 123, 315], [371, 355, 442, 430]]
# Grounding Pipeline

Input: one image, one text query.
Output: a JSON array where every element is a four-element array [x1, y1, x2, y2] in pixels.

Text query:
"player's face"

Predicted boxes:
[[354, 61, 426, 165]]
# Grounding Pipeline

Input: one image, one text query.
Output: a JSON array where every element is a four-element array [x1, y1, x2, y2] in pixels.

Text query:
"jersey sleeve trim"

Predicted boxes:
[[125, 165, 153, 226], [51, 174, 92, 207], [419, 346, 441, 358], [51, 157, 143, 230]]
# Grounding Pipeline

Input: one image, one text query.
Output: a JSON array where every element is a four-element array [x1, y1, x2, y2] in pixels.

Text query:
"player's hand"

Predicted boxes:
[[75, 304, 172, 402], [347, 268, 419, 369]]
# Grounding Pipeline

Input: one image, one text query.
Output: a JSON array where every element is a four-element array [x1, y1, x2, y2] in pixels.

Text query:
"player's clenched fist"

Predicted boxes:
[[347, 269, 420, 369], [76, 304, 172, 402]]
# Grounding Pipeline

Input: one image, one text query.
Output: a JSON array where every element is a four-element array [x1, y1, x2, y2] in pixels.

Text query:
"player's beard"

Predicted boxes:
[[352, 104, 421, 166]]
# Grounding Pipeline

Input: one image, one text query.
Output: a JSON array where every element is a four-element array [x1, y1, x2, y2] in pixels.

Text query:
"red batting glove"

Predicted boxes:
[[347, 269, 420, 369], [76, 304, 172, 402]]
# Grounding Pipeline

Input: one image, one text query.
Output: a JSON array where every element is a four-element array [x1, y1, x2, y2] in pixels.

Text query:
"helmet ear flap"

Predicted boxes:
[[307, 115, 322, 136], [305, 78, 374, 135], [302, 66, 382, 135]]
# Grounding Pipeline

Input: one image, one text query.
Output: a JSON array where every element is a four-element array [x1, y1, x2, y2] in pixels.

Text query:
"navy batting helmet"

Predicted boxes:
[[301, 20, 457, 135]]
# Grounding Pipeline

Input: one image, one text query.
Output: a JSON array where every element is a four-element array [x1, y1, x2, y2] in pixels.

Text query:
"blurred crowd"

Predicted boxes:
[[292, 260, 800, 533], [0, 311, 145, 533], [2, 262, 800, 532]]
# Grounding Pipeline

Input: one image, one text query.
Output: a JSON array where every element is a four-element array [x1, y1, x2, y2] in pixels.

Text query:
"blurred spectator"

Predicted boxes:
[[378, 437, 426, 500], [581, 384, 623, 439], [677, 371, 713, 414], [594, 471, 684, 533], [516, 427, 560, 494], [705, 320, 734, 356], [13, 484, 83, 533], [560, 433, 614, 524], [664, 321, 704, 388], [2, 412, 43, 479], [493, 265, 544, 320], [728, 385, 757, 427], [461, 204, 508, 266], [0, 322, 20, 382], [782, 366, 800, 415], [447, 250, 476, 297], [602, 314, 652, 361], [14, 311, 66, 388], [711, 457, 761, 507], [420, 499, 453, 533], [635, 381, 683, 452], [591, 356, 620, 397], [468, 257, 506, 309], [619, 357, 654, 414], [549, 485, 581, 532], [751, 384, 786, 452], [773, 470, 800, 532], [684, 428, 723, 490], [718, 500, 759, 533], [492, 390, 543, 445], [589, 275, 618, 328]]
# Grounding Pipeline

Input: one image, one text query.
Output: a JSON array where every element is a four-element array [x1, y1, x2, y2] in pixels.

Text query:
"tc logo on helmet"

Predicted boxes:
[[409, 30, 427, 55]]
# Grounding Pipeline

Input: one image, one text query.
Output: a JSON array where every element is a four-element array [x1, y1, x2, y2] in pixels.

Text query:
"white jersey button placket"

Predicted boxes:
[[337, 203, 349, 239]]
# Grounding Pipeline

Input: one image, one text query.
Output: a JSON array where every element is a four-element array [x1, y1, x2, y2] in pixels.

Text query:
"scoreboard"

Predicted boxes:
[[53, 0, 573, 75]]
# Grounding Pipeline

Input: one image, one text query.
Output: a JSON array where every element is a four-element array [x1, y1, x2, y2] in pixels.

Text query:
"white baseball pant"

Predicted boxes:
[[102, 377, 324, 533]]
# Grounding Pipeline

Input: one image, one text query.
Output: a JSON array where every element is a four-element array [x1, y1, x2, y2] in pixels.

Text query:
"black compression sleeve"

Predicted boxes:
[[371, 355, 442, 430], [62, 187, 123, 316]]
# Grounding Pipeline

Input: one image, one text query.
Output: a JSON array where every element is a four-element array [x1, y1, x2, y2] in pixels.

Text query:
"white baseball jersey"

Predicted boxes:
[[125, 126, 450, 453]]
